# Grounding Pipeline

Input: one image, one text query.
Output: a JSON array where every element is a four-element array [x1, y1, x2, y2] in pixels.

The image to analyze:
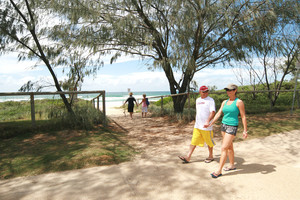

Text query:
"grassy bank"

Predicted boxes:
[[232, 110, 300, 141], [0, 99, 137, 179], [0, 99, 106, 139], [0, 125, 137, 179]]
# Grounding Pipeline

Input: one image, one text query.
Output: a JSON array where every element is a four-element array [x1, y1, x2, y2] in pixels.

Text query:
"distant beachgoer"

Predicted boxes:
[[204, 83, 248, 178], [178, 85, 216, 164], [123, 92, 138, 119], [139, 94, 149, 118]]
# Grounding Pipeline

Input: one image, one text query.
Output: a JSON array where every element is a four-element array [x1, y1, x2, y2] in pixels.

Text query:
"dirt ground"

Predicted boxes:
[[0, 108, 300, 200]]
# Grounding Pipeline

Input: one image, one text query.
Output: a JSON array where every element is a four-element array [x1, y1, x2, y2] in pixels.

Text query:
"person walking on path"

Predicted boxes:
[[123, 92, 138, 119], [204, 83, 248, 178], [139, 94, 149, 118], [178, 85, 216, 163]]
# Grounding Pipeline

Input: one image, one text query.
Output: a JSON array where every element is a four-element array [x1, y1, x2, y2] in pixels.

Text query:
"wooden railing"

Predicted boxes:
[[0, 90, 105, 127], [91, 91, 106, 117]]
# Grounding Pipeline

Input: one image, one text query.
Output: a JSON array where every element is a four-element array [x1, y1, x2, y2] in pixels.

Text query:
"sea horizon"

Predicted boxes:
[[0, 91, 171, 108]]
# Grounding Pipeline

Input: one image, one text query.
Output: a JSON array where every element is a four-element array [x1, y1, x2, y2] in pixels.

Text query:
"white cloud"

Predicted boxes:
[[82, 71, 169, 92], [0, 53, 42, 74], [0, 74, 57, 92], [192, 68, 237, 90], [82, 67, 241, 93]]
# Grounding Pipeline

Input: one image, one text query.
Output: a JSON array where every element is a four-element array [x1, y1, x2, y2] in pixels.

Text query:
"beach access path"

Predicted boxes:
[[0, 107, 300, 200]]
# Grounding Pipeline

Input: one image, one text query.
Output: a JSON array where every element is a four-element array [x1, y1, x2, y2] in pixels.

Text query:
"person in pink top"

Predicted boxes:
[[178, 85, 216, 163], [139, 94, 149, 118]]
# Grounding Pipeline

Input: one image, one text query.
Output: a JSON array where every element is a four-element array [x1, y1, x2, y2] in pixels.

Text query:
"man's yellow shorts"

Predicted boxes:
[[191, 128, 215, 147]]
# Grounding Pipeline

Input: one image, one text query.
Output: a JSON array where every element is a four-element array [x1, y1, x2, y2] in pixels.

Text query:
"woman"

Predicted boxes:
[[123, 92, 138, 119], [204, 83, 248, 178]]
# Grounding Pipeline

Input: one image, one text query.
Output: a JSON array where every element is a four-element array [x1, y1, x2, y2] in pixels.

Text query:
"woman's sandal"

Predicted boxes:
[[204, 158, 214, 163], [211, 172, 222, 178], [224, 167, 236, 171]]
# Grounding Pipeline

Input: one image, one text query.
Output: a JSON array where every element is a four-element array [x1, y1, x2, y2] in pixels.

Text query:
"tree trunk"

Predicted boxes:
[[172, 95, 188, 113], [42, 57, 74, 115], [163, 62, 192, 113]]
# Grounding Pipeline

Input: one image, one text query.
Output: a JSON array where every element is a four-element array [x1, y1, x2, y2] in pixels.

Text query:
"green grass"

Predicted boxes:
[[0, 99, 107, 138], [0, 120, 63, 139], [0, 125, 138, 179], [0, 99, 132, 180], [0, 99, 64, 121], [234, 110, 300, 142], [0, 99, 96, 122]]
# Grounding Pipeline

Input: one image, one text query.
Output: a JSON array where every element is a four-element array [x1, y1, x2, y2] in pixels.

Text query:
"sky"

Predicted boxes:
[[0, 52, 245, 93]]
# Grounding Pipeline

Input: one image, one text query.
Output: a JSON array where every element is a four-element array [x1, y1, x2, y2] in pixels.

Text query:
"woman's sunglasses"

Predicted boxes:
[[225, 89, 235, 91]]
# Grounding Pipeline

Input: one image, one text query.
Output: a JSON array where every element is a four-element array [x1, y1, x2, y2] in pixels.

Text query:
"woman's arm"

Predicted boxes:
[[204, 100, 225, 128], [139, 98, 145, 106], [237, 99, 248, 139]]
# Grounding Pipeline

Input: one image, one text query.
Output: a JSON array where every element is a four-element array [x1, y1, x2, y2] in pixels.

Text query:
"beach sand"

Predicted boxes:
[[0, 107, 299, 200], [106, 106, 126, 116]]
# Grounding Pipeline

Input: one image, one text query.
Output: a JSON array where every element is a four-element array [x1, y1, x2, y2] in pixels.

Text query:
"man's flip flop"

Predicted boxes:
[[178, 156, 189, 163], [211, 172, 222, 178], [224, 167, 236, 171], [204, 158, 214, 163]]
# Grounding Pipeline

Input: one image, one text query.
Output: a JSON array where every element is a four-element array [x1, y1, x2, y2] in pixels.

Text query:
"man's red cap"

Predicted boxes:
[[199, 85, 209, 92]]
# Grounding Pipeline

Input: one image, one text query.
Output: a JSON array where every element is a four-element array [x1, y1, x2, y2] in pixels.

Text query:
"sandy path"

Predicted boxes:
[[0, 108, 299, 200]]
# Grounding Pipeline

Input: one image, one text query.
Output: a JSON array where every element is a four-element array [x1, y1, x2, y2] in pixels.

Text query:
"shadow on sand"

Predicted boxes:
[[221, 157, 276, 177]]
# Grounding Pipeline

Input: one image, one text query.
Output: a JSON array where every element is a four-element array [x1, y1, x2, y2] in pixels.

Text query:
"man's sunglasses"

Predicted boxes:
[[202, 90, 209, 93], [225, 89, 235, 91]]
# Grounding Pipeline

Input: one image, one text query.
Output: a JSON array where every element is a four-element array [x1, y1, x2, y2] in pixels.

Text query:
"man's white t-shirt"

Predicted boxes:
[[194, 96, 216, 131]]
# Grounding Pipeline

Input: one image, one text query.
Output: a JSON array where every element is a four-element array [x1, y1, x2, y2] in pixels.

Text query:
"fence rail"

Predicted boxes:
[[91, 92, 106, 117], [0, 90, 105, 127]]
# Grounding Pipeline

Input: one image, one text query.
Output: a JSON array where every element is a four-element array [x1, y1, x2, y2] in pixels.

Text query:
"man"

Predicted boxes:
[[123, 92, 138, 119], [178, 85, 216, 163]]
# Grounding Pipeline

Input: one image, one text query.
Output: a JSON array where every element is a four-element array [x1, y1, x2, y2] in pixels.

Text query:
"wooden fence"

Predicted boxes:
[[0, 90, 105, 127], [0, 89, 299, 127], [91, 92, 106, 116]]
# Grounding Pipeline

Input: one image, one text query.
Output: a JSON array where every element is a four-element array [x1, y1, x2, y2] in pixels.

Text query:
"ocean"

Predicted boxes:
[[0, 91, 171, 108]]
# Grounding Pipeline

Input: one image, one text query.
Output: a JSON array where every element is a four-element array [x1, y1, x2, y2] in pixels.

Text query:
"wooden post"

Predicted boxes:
[[161, 96, 163, 115], [291, 62, 300, 114], [102, 91, 106, 122], [30, 93, 36, 127], [97, 96, 100, 111], [188, 92, 191, 121], [297, 91, 299, 108], [188, 85, 191, 121]]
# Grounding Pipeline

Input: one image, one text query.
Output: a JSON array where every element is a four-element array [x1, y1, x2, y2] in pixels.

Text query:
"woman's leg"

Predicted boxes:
[[215, 132, 235, 175], [227, 142, 235, 168]]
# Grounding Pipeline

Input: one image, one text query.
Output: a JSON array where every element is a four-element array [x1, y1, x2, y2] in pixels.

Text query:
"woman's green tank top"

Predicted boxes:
[[222, 98, 239, 126]]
